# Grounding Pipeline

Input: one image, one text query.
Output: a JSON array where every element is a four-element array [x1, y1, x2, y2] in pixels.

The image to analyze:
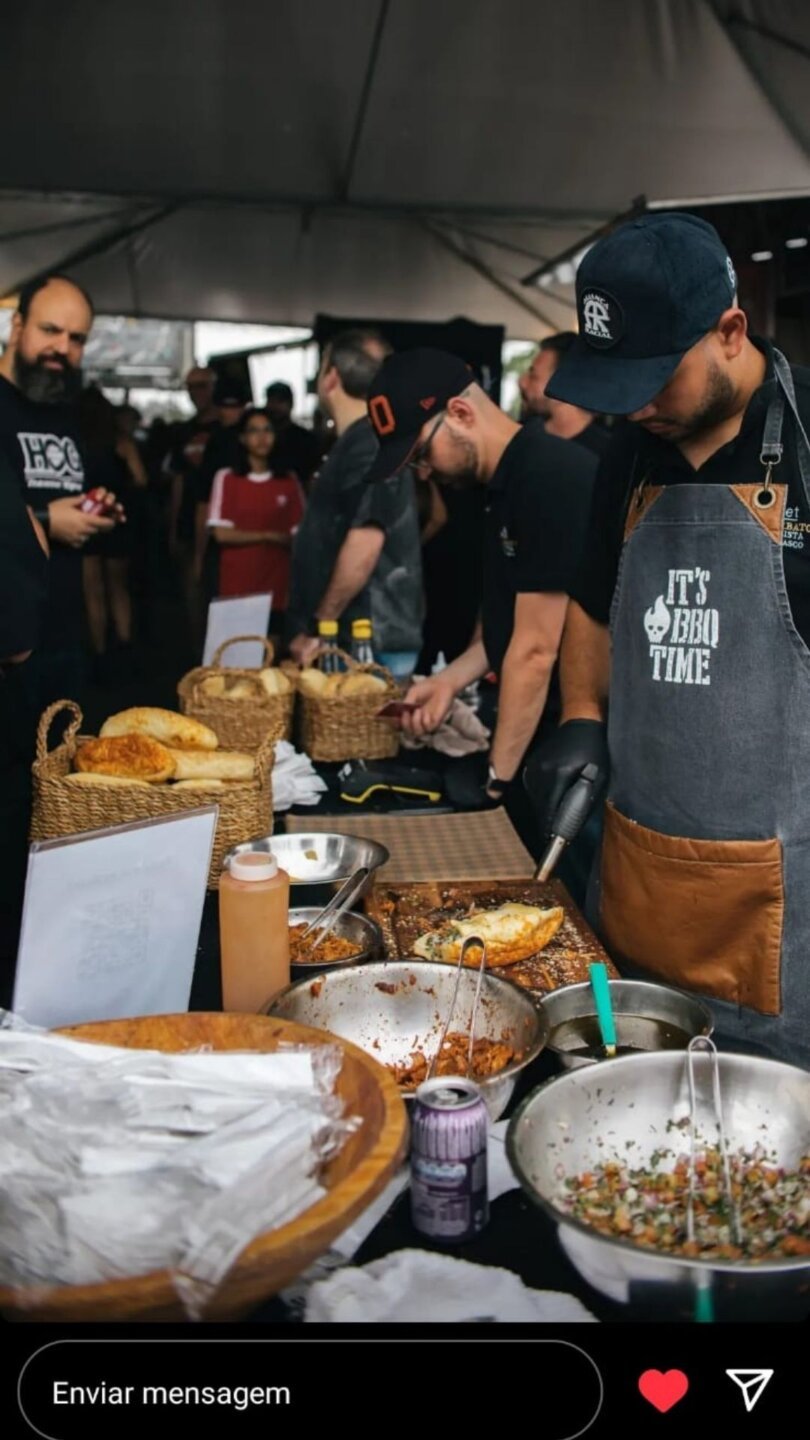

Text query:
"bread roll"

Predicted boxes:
[[199, 675, 227, 698], [339, 672, 388, 696], [298, 668, 328, 697], [75, 735, 175, 784], [322, 673, 345, 697], [222, 679, 258, 700], [259, 667, 291, 696], [101, 707, 218, 751], [168, 748, 255, 781], [65, 772, 153, 790]]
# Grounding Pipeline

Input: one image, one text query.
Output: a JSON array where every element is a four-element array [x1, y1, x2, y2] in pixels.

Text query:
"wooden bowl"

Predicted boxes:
[[0, 1013, 408, 1322]]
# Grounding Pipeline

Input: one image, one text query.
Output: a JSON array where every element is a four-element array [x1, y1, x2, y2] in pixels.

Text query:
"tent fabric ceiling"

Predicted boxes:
[[0, 1, 808, 336]]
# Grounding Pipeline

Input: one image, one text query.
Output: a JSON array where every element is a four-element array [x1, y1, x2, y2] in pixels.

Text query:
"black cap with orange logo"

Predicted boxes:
[[364, 347, 473, 483]]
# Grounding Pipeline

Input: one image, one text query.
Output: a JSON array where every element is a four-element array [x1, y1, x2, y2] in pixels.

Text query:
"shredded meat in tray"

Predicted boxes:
[[390, 1031, 518, 1089], [289, 924, 361, 965]]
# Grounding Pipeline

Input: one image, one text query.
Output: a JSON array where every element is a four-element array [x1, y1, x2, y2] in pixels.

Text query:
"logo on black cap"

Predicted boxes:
[[581, 290, 624, 349]]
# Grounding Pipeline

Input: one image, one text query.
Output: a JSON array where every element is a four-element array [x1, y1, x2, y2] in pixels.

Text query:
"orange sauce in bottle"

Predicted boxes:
[[219, 851, 290, 1011]]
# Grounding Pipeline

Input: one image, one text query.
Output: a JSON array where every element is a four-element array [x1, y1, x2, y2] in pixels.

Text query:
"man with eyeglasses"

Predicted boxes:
[[365, 348, 596, 839]]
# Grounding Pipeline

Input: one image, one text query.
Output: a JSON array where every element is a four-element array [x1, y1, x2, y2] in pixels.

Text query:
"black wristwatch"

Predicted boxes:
[[32, 504, 50, 540], [486, 764, 509, 796]]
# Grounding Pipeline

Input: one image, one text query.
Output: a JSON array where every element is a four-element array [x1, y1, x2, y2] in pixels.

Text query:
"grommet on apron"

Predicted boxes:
[[754, 469, 778, 509], [755, 390, 784, 509]]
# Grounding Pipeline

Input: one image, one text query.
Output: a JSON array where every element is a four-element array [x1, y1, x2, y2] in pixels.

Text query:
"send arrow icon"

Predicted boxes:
[[726, 1370, 774, 1413]]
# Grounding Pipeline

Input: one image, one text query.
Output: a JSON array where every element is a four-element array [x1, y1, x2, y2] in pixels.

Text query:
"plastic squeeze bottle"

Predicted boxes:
[[219, 851, 290, 1011]]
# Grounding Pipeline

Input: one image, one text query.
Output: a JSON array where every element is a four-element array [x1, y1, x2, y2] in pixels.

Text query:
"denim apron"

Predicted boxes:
[[598, 352, 810, 1067]]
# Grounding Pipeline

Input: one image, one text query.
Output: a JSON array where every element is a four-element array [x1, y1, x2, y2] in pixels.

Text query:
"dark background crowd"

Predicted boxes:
[[0, 282, 524, 986]]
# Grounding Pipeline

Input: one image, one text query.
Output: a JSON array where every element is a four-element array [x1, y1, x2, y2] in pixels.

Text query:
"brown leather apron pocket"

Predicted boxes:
[[600, 802, 783, 1015]]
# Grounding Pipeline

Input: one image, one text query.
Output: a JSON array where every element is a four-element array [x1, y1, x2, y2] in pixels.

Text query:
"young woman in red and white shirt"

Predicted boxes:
[[207, 408, 306, 631]]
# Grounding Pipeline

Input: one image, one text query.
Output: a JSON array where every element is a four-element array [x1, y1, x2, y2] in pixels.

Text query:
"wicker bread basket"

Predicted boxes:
[[30, 701, 274, 888], [296, 646, 399, 762], [177, 635, 294, 748]]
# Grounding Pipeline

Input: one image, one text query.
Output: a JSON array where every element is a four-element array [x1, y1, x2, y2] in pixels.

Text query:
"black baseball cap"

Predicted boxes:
[[213, 374, 250, 407], [545, 212, 738, 416], [364, 348, 473, 482]]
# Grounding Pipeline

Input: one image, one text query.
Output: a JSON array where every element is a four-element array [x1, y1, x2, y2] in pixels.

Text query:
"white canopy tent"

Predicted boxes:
[[0, 0, 808, 336]]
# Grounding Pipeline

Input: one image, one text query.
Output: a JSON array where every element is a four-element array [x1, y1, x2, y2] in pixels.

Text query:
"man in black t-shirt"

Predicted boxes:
[[264, 381, 321, 487], [565, 343, 810, 642], [0, 275, 118, 705], [519, 332, 613, 459], [364, 349, 595, 815], [165, 366, 219, 552], [192, 375, 250, 566], [0, 464, 49, 1002], [525, 211, 810, 1065], [287, 329, 423, 674]]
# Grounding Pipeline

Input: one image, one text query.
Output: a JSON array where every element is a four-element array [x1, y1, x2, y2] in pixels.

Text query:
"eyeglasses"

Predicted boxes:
[[408, 412, 445, 475]]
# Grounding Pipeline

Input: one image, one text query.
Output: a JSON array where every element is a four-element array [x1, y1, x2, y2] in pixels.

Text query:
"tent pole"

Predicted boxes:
[[520, 198, 646, 287], [709, 6, 810, 160], [337, 0, 392, 201], [0, 208, 134, 245], [0, 204, 178, 301], [419, 218, 568, 330], [428, 220, 555, 266]]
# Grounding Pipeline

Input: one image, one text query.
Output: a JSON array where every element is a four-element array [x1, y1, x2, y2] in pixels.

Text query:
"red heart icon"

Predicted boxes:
[[638, 1370, 689, 1413]]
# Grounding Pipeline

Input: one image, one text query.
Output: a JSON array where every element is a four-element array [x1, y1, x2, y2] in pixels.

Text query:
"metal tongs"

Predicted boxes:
[[686, 1036, 742, 1249], [299, 866, 369, 953], [427, 934, 488, 1080]]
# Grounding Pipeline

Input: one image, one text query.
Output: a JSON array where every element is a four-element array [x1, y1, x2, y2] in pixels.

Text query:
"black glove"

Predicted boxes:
[[523, 720, 609, 837]]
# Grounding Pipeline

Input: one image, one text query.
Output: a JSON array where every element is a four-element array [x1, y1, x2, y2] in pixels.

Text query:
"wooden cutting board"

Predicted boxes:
[[365, 877, 617, 997]]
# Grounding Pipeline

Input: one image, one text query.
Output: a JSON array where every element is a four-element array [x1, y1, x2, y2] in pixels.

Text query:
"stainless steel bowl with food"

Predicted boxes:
[[267, 958, 548, 1120], [224, 833, 389, 901], [507, 1051, 810, 1319], [540, 979, 713, 1070], [288, 907, 381, 974]]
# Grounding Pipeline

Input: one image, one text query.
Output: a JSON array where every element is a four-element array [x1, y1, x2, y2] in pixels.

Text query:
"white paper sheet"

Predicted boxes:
[[13, 808, 217, 1028], [202, 593, 272, 667]]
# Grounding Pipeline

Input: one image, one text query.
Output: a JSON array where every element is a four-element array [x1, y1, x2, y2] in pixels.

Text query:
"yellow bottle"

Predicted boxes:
[[219, 851, 290, 1011], [318, 618, 340, 673]]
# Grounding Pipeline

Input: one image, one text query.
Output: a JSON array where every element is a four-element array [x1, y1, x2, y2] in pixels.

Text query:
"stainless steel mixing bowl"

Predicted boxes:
[[268, 958, 548, 1120], [288, 907, 381, 974], [507, 1051, 810, 1319], [223, 832, 389, 900], [539, 979, 713, 1070]]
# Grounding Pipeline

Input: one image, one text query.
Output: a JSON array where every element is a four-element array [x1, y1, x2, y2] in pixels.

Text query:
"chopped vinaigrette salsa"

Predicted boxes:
[[561, 1150, 810, 1261]]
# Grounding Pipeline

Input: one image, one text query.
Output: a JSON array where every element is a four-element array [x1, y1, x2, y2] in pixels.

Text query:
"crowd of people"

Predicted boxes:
[[3, 205, 810, 1066]]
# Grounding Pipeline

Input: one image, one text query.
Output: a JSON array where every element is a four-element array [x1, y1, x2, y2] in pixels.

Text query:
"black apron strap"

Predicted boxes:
[[772, 349, 810, 509]]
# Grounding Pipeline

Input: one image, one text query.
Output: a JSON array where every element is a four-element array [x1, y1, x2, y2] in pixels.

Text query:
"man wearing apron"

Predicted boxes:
[[526, 212, 810, 1069]]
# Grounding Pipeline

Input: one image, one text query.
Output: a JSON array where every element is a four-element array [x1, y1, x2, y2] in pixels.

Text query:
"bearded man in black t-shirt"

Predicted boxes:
[[525, 212, 810, 1067], [0, 463, 49, 1003], [0, 274, 120, 706]]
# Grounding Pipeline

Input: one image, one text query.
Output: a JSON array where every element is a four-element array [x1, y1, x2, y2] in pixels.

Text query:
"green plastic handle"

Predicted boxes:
[[589, 962, 617, 1050]]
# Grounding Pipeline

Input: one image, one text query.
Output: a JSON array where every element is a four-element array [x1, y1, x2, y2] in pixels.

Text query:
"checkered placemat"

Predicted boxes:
[[285, 809, 535, 882]]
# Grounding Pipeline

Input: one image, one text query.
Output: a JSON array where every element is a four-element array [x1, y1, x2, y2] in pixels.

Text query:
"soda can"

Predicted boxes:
[[410, 1076, 489, 1242]]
